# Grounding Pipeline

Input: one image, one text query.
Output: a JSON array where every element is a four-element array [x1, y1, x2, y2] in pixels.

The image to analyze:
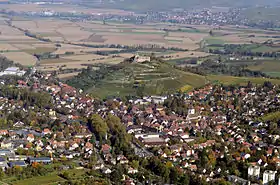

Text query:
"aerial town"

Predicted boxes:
[[0, 1, 280, 184], [0, 62, 279, 185]]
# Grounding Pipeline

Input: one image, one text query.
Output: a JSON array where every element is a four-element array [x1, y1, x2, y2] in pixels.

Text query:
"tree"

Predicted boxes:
[[165, 161, 173, 168], [89, 153, 97, 167], [111, 164, 124, 184], [169, 167, 179, 184], [216, 179, 231, 185], [131, 160, 139, 169], [105, 114, 132, 155], [179, 174, 190, 185], [198, 148, 209, 168], [0, 168, 4, 180], [90, 114, 108, 142], [60, 171, 71, 180]]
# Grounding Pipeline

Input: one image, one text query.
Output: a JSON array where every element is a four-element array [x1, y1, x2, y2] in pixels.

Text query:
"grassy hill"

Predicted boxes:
[[67, 59, 280, 98], [67, 60, 207, 98], [89, 61, 207, 97]]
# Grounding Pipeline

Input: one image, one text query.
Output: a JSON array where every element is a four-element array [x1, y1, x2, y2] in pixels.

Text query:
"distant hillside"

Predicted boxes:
[[76, 0, 280, 11], [67, 60, 207, 98]]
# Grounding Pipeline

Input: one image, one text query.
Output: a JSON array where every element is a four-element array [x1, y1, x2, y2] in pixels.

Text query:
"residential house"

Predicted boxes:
[[93, 163, 104, 170], [1, 140, 12, 149], [27, 134, 35, 142], [124, 179, 135, 185], [101, 144, 111, 155], [0, 149, 13, 156], [13, 121, 25, 127], [102, 168, 112, 174], [49, 109, 57, 120], [0, 130, 8, 136], [263, 170, 277, 185], [189, 165, 197, 172], [28, 157, 52, 164], [42, 128, 52, 135], [8, 161, 27, 168], [117, 155, 128, 164], [128, 167, 138, 174], [248, 165, 260, 179], [227, 175, 248, 185], [170, 145, 182, 153], [0, 157, 8, 170]]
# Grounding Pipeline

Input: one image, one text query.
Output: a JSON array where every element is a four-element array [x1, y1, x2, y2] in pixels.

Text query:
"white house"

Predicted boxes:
[[128, 167, 138, 174], [263, 170, 277, 185], [102, 168, 112, 174], [188, 108, 195, 115], [0, 67, 25, 77], [248, 165, 260, 178]]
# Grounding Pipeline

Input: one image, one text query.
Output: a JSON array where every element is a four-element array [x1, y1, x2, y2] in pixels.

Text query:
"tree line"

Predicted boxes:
[[175, 60, 268, 78], [208, 44, 280, 58]]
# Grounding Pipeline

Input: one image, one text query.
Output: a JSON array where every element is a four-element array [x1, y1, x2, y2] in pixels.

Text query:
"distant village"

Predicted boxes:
[[0, 2, 273, 28]]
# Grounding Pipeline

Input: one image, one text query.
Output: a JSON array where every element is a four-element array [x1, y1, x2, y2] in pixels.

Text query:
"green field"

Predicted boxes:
[[4, 169, 87, 185], [205, 38, 225, 45], [176, 28, 207, 33], [9, 174, 65, 185], [265, 72, 280, 78], [247, 60, 280, 77], [243, 44, 280, 52], [207, 75, 280, 85], [22, 47, 57, 55]]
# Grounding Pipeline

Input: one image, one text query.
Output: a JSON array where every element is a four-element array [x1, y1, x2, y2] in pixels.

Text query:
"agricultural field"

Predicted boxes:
[[58, 72, 80, 80], [207, 75, 280, 85], [160, 51, 212, 60], [10, 17, 280, 54], [246, 60, 280, 78], [0, 5, 280, 79], [0, 52, 37, 66]]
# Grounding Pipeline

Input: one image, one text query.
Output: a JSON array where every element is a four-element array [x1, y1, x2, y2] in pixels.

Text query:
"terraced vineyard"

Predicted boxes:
[[84, 61, 207, 97]]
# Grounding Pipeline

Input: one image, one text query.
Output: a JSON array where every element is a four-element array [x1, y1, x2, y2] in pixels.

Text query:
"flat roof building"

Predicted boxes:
[[0, 67, 26, 77]]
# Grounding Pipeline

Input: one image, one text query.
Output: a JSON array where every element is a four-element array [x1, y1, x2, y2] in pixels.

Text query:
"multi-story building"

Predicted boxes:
[[263, 170, 277, 185], [248, 165, 260, 178]]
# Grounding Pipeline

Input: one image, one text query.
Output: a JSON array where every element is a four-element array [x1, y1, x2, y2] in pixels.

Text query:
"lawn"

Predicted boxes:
[[63, 168, 87, 180], [9, 174, 65, 185]]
